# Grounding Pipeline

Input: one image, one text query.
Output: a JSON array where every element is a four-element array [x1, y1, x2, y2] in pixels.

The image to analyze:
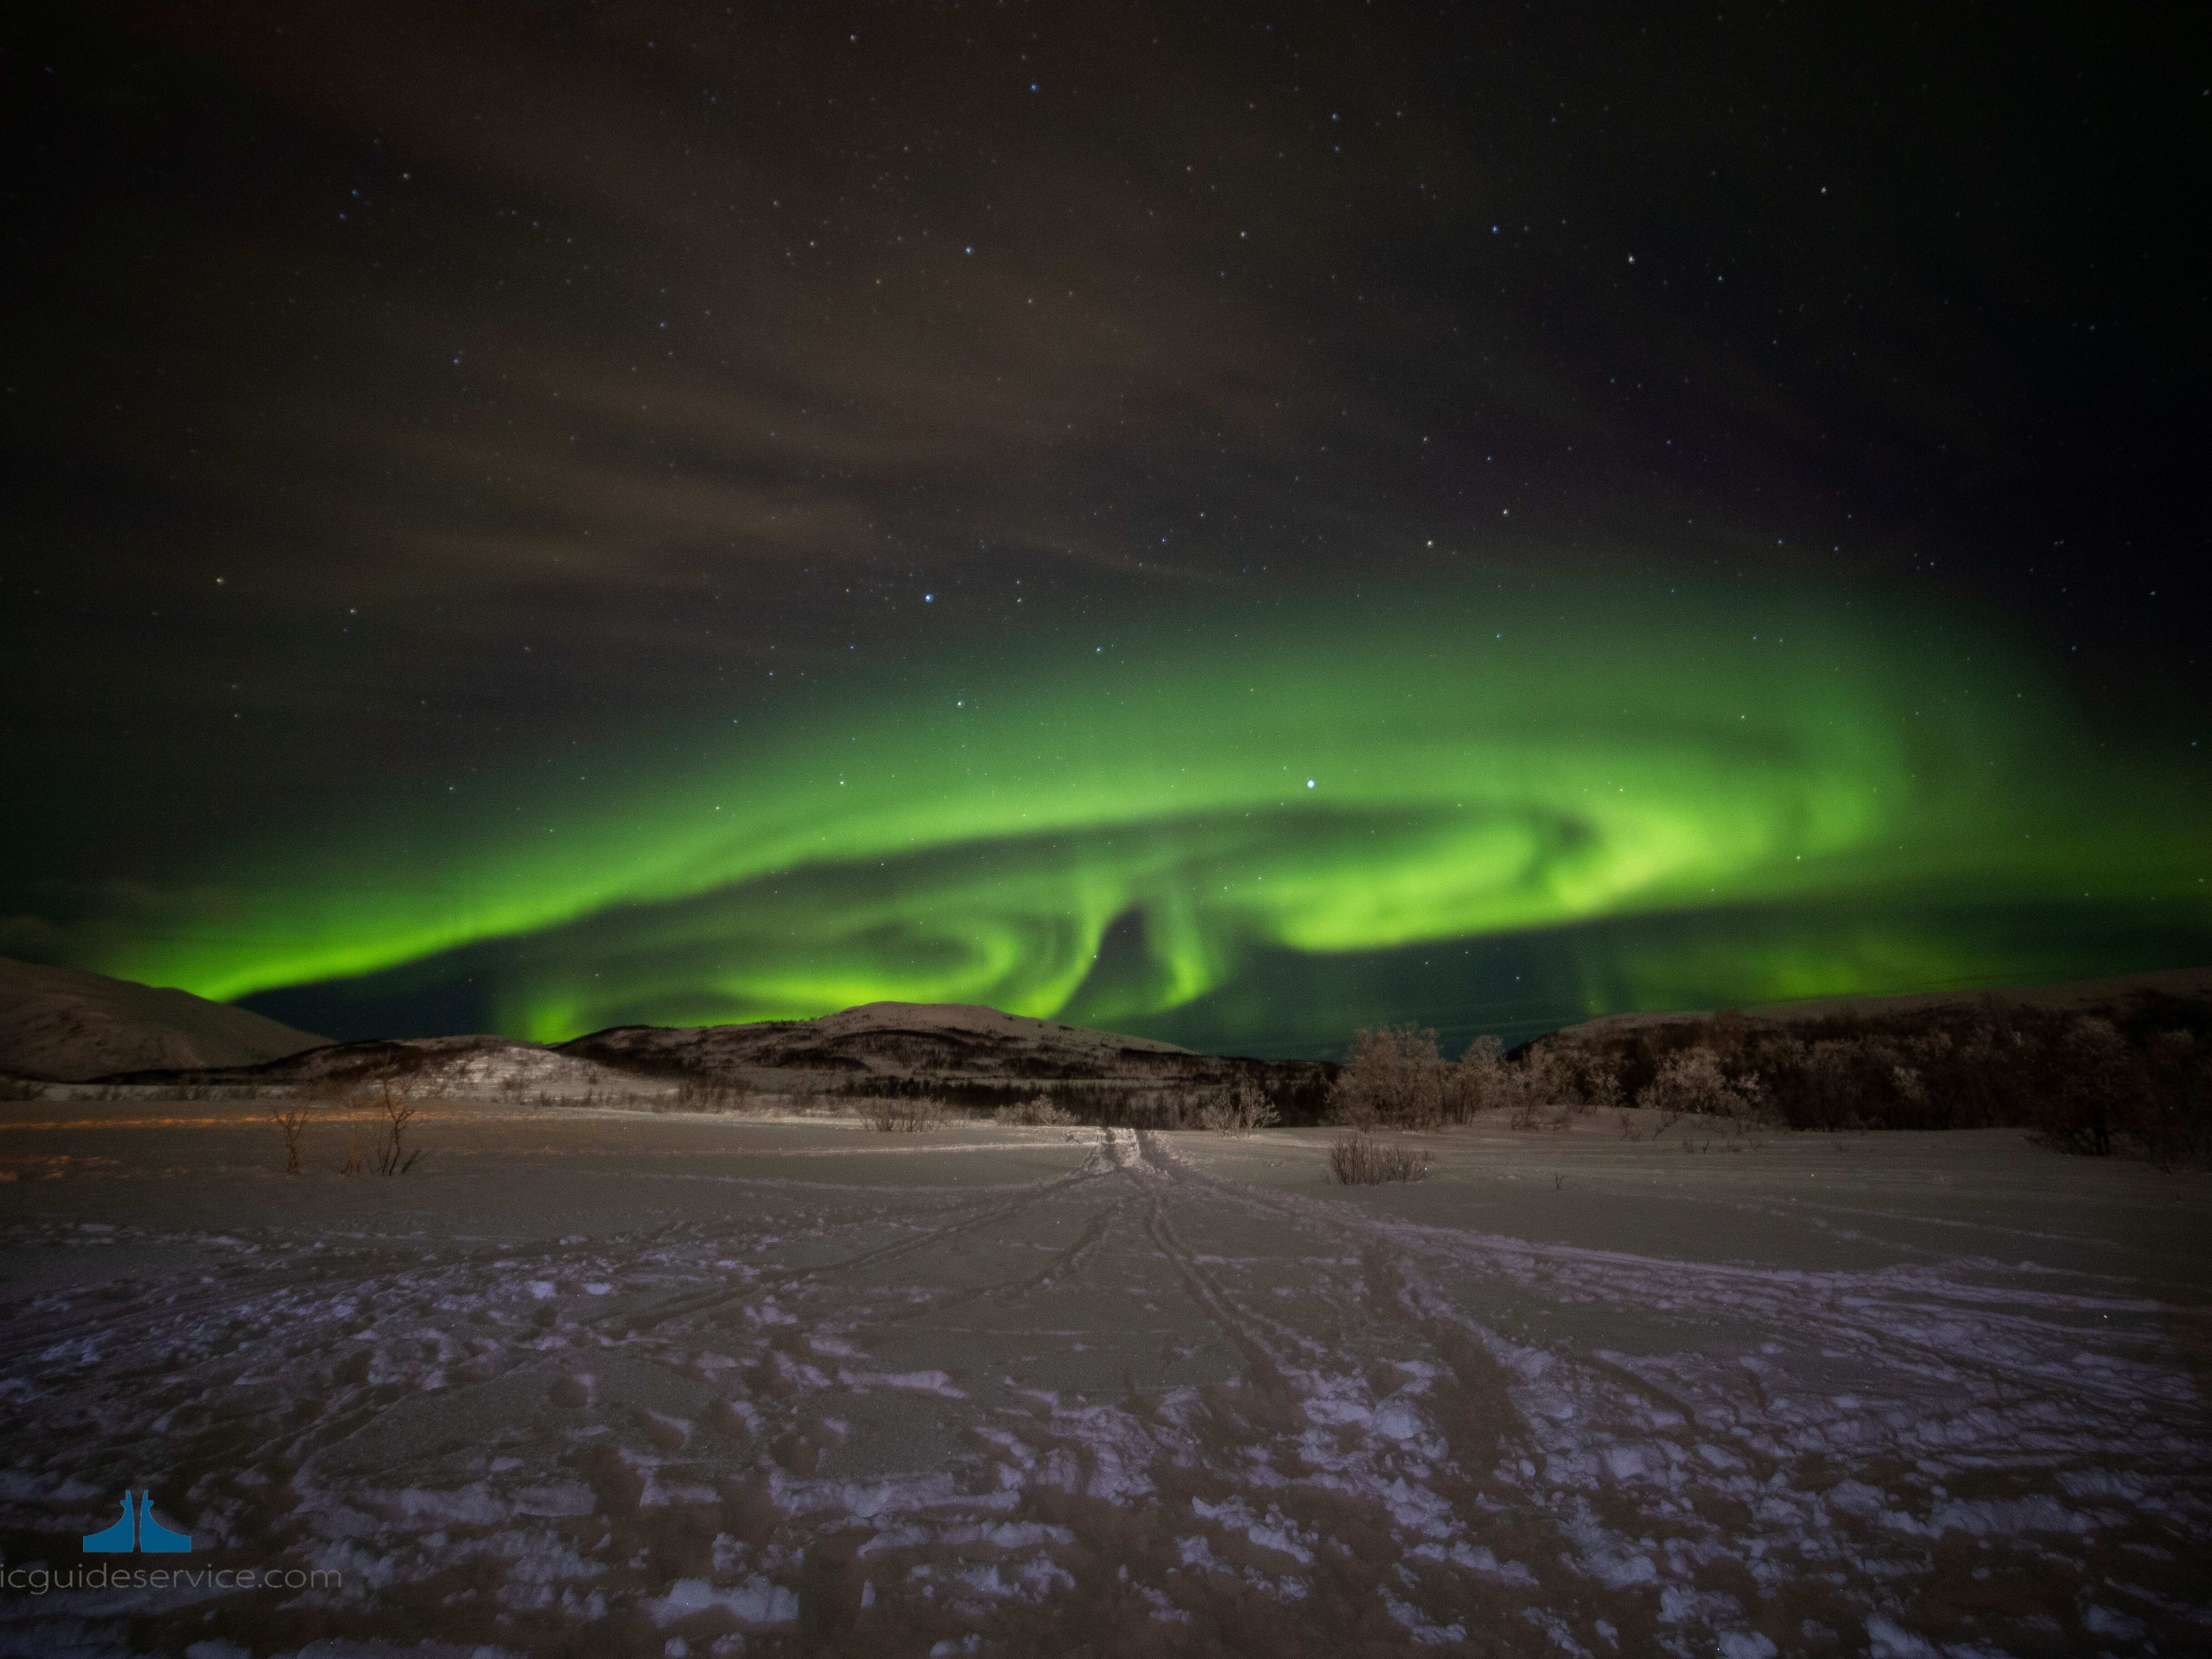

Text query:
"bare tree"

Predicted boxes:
[[372, 1087, 425, 1176], [270, 1102, 311, 1175], [994, 1095, 1075, 1126], [1329, 1026, 1456, 1129], [1197, 1078, 1281, 1132], [863, 1097, 946, 1132], [1636, 1048, 1771, 1129]]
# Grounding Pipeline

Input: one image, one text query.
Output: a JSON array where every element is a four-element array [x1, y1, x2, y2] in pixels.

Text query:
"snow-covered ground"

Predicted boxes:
[[1, 1100, 2207, 1657]]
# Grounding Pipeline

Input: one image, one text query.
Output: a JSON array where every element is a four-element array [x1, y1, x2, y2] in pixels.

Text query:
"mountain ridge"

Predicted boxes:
[[0, 955, 329, 1081]]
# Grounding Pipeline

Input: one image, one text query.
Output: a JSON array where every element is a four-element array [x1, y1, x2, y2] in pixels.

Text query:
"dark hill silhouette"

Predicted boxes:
[[0, 956, 328, 1081]]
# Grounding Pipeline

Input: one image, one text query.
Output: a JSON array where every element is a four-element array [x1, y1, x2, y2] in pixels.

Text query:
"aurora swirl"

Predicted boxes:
[[78, 577, 2211, 1050], [12, 4, 2205, 1059]]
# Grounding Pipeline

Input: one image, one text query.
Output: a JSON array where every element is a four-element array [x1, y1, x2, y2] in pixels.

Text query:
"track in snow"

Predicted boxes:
[[1, 1116, 2206, 1657]]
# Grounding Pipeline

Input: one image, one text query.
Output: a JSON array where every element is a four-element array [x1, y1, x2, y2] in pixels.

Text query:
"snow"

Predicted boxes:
[[643, 1576, 798, 1628], [0, 1099, 2207, 1656]]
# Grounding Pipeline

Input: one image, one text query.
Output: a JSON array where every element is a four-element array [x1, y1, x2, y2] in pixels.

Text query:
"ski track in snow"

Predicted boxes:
[[1, 1125, 2207, 1657]]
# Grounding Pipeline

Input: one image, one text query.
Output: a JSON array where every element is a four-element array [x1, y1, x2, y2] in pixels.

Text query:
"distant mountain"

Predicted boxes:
[[554, 1000, 1338, 1116], [0, 956, 330, 1081], [98, 1031, 668, 1099], [560, 1000, 1204, 1082], [60, 997, 1336, 1109]]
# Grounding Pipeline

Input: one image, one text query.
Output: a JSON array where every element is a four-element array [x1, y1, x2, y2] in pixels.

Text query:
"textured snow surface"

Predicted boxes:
[[1, 1104, 2207, 1656]]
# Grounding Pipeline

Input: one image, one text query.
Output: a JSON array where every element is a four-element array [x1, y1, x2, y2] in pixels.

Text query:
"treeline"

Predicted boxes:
[[1331, 994, 2212, 1166], [1327, 1026, 1620, 1129], [828, 1070, 1333, 1128]]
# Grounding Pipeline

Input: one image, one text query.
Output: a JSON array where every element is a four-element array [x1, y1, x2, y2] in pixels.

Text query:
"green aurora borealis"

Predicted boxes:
[[12, 4, 2208, 1056], [92, 580, 2212, 1050]]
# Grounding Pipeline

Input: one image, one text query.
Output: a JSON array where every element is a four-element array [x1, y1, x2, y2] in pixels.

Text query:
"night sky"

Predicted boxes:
[[5, 3, 2207, 1055]]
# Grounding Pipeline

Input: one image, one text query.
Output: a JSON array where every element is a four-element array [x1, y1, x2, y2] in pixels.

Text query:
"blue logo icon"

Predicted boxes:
[[80, 1492, 191, 1553]]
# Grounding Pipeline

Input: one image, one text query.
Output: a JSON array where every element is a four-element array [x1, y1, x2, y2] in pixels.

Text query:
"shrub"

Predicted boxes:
[[676, 1079, 749, 1111], [863, 1097, 946, 1132], [0, 1073, 46, 1102], [1329, 1026, 1443, 1128], [1507, 1094, 1558, 1131], [270, 1102, 311, 1175], [1636, 1048, 1772, 1126], [1560, 1047, 1624, 1112], [1327, 1134, 1430, 1185], [1331, 1026, 1513, 1128], [1196, 1079, 1281, 1133], [1448, 1035, 1511, 1117], [372, 1086, 426, 1176], [994, 1095, 1076, 1126], [1332, 1028, 1629, 1131], [2136, 1029, 2212, 1170], [2024, 1015, 2140, 1157], [1505, 1046, 1565, 1125]]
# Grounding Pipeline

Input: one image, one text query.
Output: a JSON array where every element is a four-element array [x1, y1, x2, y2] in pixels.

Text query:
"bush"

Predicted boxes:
[[819, 1065, 1339, 1128], [1449, 1035, 1512, 1117], [0, 1073, 46, 1102], [1327, 1134, 1430, 1185], [1329, 1026, 1510, 1129], [1328, 1026, 1446, 1129], [1329, 1027, 1624, 1130], [994, 1095, 1075, 1126], [2136, 1029, 2212, 1169], [371, 1086, 426, 1176], [1636, 1048, 1773, 1127], [270, 1102, 311, 1175], [676, 1079, 749, 1111], [1196, 1079, 1281, 1133], [2023, 1015, 2135, 1156], [863, 1097, 947, 1132]]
